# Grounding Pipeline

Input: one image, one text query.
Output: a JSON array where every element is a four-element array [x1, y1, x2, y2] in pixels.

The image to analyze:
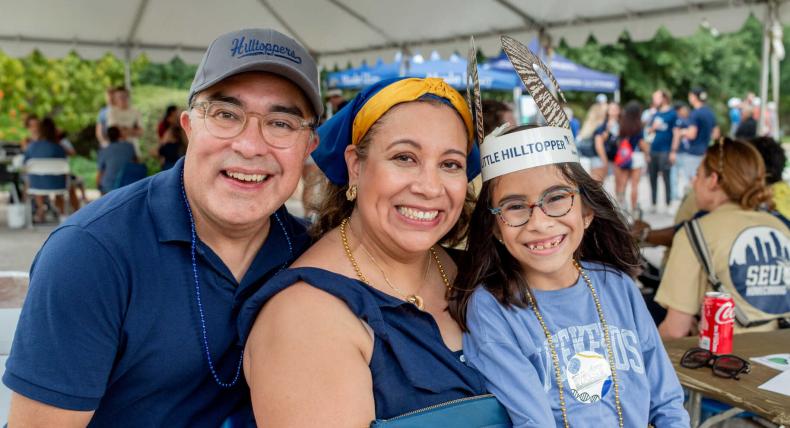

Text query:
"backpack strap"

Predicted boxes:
[[683, 219, 723, 291], [682, 219, 768, 328]]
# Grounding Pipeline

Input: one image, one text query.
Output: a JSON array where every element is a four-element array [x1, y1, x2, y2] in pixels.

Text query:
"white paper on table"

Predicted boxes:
[[758, 370, 790, 397], [750, 354, 790, 372]]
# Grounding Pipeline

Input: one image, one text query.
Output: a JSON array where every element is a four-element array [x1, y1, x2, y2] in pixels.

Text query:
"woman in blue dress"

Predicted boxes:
[[238, 77, 489, 426]]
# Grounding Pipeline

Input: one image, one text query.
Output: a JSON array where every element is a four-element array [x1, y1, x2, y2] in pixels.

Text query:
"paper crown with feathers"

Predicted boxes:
[[468, 35, 579, 182]]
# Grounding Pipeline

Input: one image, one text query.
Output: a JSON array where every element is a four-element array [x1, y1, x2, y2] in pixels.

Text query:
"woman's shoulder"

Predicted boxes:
[[238, 267, 366, 341]]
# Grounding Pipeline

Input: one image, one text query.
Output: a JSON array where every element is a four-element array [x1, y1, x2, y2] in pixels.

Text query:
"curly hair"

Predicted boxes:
[[310, 98, 475, 248]]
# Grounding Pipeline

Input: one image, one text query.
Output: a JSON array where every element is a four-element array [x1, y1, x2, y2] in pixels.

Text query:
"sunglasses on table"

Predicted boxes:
[[680, 347, 751, 380]]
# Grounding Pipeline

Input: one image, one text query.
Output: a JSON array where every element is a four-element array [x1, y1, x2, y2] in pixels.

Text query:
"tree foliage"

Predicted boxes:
[[555, 15, 785, 133]]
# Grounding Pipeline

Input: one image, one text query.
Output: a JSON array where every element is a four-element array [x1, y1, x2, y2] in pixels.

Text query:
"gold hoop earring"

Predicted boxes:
[[346, 184, 357, 201]]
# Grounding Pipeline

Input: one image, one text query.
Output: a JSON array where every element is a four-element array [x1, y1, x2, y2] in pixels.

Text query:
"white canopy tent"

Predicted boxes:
[[1, 0, 787, 134]]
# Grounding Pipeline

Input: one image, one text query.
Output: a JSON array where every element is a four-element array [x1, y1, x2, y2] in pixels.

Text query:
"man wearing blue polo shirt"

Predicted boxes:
[[5, 28, 322, 426], [677, 87, 719, 190]]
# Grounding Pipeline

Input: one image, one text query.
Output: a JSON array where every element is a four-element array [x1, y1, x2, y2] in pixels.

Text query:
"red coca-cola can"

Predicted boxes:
[[699, 292, 735, 354]]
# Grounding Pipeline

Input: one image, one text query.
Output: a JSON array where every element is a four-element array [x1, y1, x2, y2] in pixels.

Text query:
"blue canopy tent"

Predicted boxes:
[[326, 58, 401, 89], [326, 52, 519, 91], [406, 52, 519, 91], [485, 39, 619, 93]]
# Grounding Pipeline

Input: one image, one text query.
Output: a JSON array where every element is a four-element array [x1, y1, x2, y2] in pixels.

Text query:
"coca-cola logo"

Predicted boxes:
[[715, 302, 735, 324]]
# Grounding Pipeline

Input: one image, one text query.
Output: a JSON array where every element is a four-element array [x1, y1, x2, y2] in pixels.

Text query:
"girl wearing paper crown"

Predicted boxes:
[[239, 77, 513, 426], [449, 36, 689, 427]]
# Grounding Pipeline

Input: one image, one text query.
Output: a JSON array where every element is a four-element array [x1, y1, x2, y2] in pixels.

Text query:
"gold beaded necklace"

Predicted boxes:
[[339, 217, 450, 310], [523, 260, 623, 428]]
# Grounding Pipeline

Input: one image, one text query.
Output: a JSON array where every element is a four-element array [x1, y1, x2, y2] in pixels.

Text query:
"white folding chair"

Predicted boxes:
[[24, 158, 70, 227]]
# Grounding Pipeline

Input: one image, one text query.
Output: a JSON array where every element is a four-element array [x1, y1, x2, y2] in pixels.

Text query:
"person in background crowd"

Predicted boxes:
[[157, 105, 179, 141], [326, 88, 349, 114], [563, 106, 580, 139], [576, 94, 608, 171], [656, 138, 790, 339], [727, 97, 742, 137], [614, 101, 648, 214], [482, 99, 517, 133], [4, 28, 321, 426], [23, 117, 67, 223], [154, 124, 187, 171], [97, 126, 137, 194], [735, 104, 758, 139], [647, 89, 676, 213], [56, 128, 85, 211], [21, 115, 40, 151], [672, 103, 693, 195], [95, 87, 116, 149], [676, 87, 719, 198], [107, 86, 143, 157], [591, 102, 620, 182]]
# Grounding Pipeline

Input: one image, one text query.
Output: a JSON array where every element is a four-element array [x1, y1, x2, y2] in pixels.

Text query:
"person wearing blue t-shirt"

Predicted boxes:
[[677, 87, 719, 194], [96, 126, 137, 194], [647, 90, 676, 212], [5, 28, 322, 426], [450, 122, 688, 427], [94, 88, 115, 149], [24, 117, 68, 222]]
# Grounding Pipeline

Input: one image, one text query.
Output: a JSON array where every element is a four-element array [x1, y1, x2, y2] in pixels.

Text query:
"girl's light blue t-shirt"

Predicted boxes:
[[463, 261, 689, 428]]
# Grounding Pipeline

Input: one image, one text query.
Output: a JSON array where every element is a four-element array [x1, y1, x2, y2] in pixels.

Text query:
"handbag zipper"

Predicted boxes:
[[381, 394, 496, 421]]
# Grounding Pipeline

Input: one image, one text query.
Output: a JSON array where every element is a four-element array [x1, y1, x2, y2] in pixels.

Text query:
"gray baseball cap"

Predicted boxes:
[[188, 28, 323, 117]]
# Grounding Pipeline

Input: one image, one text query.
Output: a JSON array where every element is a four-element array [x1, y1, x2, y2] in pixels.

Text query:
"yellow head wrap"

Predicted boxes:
[[351, 77, 474, 148]]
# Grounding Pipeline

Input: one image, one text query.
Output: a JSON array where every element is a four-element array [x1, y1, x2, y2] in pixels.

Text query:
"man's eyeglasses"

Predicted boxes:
[[680, 347, 751, 380], [490, 187, 578, 228], [191, 100, 315, 149]]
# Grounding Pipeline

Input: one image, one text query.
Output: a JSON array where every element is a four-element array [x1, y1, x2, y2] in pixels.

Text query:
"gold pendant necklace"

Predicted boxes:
[[361, 244, 431, 310], [340, 217, 450, 310], [524, 260, 623, 428]]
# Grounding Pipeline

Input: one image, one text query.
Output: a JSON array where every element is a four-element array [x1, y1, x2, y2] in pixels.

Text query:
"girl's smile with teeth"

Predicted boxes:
[[525, 235, 564, 251]]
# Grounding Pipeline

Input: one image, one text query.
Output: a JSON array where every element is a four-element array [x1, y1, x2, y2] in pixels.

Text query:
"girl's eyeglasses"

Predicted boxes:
[[489, 187, 578, 228], [680, 347, 751, 380]]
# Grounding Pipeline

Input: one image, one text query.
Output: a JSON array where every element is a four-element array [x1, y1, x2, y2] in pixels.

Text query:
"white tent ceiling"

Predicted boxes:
[[1, 0, 787, 68]]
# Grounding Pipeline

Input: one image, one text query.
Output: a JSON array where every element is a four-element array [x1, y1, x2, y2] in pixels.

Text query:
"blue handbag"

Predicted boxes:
[[369, 394, 512, 427]]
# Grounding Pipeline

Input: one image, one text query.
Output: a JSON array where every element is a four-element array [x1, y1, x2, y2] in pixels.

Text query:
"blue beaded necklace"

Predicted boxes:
[[180, 170, 293, 388]]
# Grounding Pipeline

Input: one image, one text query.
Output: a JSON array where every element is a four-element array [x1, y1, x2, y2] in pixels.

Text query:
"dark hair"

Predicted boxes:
[[449, 126, 641, 330], [619, 101, 643, 137], [161, 105, 178, 123], [702, 138, 773, 210], [39, 117, 58, 142], [311, 98, 474, 247], [24, 115, 39, 128], [481, 100, 512, 135], [747, 136, 786, 185], [107, 126, 121, 142], [690, 87, 707, 102]]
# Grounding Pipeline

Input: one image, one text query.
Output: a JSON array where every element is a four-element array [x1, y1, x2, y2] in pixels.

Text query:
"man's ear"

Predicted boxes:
[[180, 110, 192, 137], [305, 133, 319, 159], [344, 144, 361, 185]]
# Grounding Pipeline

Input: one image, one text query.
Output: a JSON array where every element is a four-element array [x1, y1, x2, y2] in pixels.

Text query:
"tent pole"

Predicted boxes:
[[124, 48, 132, 91], [769, 4, 783, 140], [758, 5, 772, 136]]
